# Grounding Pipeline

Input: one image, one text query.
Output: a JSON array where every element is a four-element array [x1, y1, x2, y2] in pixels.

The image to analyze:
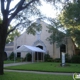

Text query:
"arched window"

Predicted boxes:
[[35, 45, 43, 61], [60, 44, 66, 52]]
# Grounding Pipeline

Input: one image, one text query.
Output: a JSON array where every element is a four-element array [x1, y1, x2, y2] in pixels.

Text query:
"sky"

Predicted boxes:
[[0, 0, 63, 33], [10, 0, 61, 19], [9, 0, 62, 33], [0, 0, 62, 23], [37, 0, 59, 18]]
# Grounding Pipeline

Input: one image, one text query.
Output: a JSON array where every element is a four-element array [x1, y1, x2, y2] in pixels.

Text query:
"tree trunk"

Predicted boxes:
[[0, 23, 7, 75]]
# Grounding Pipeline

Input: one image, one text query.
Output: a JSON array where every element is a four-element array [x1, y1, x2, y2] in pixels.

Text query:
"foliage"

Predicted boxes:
[[0, 18, 20, 44], [44, 54, 53, 62], [9, 52, 14, 60], [54, 58, 61, 62], [59, 0, 80, 28], [26, 53, 32, 61], [59, 0, 80, 48], [6, 26, 20, 44], [26, 22, 42, 35], [65, 53, 70, 63], [46, 19, 66, 46], [71, 54, 80, 63]]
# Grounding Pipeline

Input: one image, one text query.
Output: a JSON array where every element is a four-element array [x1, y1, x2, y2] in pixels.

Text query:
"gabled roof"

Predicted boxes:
[[14, 45, 46, 53]]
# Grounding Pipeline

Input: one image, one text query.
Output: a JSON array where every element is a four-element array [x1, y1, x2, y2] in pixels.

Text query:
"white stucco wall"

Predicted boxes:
[[13, 21, 75, 59]]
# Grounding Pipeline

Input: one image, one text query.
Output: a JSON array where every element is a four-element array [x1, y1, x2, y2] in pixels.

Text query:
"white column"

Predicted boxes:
[[37, 52, 38, 62], [32, 51, 34, 63], [41, 53, 42, 61], [43, 53, 44, 62], [62, 52, 65, 66], [14, 52, 16, 63]]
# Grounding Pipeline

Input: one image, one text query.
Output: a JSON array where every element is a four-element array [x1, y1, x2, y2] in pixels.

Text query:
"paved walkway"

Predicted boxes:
[[4, 62, 33, 67], [4, 69, 74, 75], [4, 62, 76, 76]]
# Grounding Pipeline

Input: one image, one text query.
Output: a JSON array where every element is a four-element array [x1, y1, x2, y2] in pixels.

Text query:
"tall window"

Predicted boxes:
[[60, 44, 66, 52], [17, 52, 21, 58], [60, 44, 66, 58], [35, 45, 43, 61], [17, 46, 21, 58]]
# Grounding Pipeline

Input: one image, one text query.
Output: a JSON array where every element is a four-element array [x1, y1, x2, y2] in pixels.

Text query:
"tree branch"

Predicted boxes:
[[8, 0, 25, 24], [1, 0, 5, 15], [6, 0, 11, 12], [9, 0, 22, 13], [21, 0, 38, 10], [8, 0, 38, 24], [7, 23, 20, 36]]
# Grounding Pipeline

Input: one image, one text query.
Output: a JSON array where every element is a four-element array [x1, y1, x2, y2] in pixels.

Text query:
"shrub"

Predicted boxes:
[[44, 54, 53, 62], [71, 54, 80, 63], [54, 58, 61, 62], [9, 52, 14, 60], [26, 53, 32, 61], [16, 58, 21, 62], [65, 53, 71, 63], [21, 57, 26, 62]]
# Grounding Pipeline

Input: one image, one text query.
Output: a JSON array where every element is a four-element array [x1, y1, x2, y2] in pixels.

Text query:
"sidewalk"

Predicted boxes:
[[4, 62, 33, 67], [4, 69, 73, 75]]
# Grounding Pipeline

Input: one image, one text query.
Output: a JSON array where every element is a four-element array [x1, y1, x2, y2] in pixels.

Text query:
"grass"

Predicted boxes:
[[0, 72, 73, 80], [4, 62, 80, 73], [4, 60, 20, 64], [4, 60, 14, 64]]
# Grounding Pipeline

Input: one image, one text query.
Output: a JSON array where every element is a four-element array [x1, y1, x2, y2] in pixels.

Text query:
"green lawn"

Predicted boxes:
[[4, 60, 14, 64], [0, 72, 73, 80], [4, 60, 20, 64], [4, 62, 80, 73]]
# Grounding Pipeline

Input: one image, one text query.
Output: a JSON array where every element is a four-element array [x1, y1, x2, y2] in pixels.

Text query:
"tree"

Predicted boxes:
[[0, 0, 68, 75], [6, 26, 20, 44], [59, 0, 80, 48], [46, 19, 67, 66], [46, 19, 66, 46], [0, 0, 43, 75], [0, 18, 20, 44], [26, 22, 42, 35]]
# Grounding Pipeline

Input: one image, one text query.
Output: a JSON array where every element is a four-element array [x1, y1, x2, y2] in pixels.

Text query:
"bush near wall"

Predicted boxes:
[[44, 54, 53, 62], [65, 54, 71, 63], [9, 52, 14, 60], [71, 54, 80, 63], [54, 58, 61, 62], [26, 53, 32, 61]]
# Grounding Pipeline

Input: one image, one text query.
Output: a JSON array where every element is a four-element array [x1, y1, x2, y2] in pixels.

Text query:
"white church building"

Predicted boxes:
[[12, 21, 75, 62]]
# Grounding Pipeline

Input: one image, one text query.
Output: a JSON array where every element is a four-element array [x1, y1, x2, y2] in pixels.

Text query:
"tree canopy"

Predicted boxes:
[[6, 26, 20, 44], [59, 0, 80, 48], [46, 19, 66, 46]]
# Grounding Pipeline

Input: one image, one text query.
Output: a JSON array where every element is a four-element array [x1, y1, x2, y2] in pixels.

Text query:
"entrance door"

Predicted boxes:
[[35, 45, 43, 61]]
